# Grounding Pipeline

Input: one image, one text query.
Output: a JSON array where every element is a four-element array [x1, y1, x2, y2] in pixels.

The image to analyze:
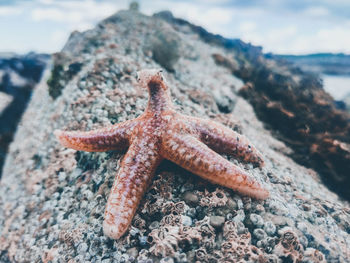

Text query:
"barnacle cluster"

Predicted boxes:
[[220, 221, 265, 262], [273, 228, 304, 263], [200, 188, 228, 208]]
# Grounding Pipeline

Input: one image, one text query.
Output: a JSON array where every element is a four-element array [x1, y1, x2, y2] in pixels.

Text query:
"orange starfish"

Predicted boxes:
[[55, 69, 269, 239]]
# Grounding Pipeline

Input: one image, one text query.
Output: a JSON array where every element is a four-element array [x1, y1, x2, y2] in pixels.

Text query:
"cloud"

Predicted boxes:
[[1, 0, 350, 54], [31, 7, 77, 22], [239, 21, 257, 33], [303, 6, 329, 17], [0, 6, 22, 16], [31, 0, 122, 30], [50, 29, 68, 45]]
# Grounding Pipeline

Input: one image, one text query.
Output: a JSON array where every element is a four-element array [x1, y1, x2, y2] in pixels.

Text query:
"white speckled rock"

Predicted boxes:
[[0, 9, 349, 263]]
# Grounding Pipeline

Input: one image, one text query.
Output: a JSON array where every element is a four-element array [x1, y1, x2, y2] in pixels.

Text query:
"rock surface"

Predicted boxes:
[[0, 10, 349, 263]]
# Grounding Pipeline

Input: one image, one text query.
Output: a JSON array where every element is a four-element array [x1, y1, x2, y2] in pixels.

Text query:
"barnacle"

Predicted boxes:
[[148, 226, 179, 257], [273, 228, 304, 263], [200, 188, 228, 208]]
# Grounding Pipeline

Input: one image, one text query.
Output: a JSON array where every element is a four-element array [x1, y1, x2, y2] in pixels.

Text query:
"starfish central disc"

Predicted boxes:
[[55, 69, 269, 239]]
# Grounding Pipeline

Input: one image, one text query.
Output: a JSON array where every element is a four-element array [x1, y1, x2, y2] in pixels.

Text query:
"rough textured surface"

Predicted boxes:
[[0, 10, 350, 263]]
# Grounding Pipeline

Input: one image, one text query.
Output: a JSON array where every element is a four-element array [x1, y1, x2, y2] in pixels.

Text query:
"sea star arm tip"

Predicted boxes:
[[54, 120, 139, 152], [185, 116, 265, 167], [161, 134, 269, 200]]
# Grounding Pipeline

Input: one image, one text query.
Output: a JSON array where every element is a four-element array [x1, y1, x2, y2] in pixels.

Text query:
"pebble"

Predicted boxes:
[[186, 207, 196, 218], [264, 221, 276, 236], [77, 242, 88, 253], [174, 252, 187, 263], [160, 257, 174, 263], [236, 221, 247, 234], [149, 221, 160, 230], [127, 247, 139, 260], [253, 228, 267, 240], [181, 215, 192, 226], [139, 236, 148, 246], [183, 191, 199, 206], [209, 215, 225, 228], [180, 183, 194, 193], [226, 198, 237, 210], [250, 213, 264, 227], [58, 171, 67, 182], [233, 210, 245, 223], [236, 198, 244, 210]]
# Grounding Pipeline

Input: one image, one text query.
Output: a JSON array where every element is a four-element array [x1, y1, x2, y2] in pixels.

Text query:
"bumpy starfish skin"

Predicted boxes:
[[55, 69, 269, 239]]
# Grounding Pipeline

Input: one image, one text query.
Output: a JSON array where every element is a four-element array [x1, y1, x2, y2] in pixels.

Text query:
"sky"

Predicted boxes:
[[1, 0, 350, 55]]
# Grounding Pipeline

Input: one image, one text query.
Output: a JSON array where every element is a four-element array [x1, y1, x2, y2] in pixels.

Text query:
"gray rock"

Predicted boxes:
[[183, 191, 199, 206], [250, 213, 264, 227], [264, 221, 276, 236], [209, 215, 225, 228], [0, 8, 349, 263]]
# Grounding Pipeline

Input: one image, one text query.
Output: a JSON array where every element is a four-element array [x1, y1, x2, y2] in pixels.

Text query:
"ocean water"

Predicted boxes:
[[322, 74, 350, 100]]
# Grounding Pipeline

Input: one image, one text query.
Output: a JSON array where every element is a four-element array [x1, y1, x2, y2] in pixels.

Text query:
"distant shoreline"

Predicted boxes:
[[273, 53, 350, 76]]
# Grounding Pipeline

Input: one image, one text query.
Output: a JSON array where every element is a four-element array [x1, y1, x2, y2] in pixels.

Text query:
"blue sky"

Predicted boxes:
[[1, 0, 350, 55]]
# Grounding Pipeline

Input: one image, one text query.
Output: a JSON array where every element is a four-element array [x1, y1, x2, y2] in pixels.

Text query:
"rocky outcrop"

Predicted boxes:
[[0, 52, 49, 176], [155, 11, 350, 201], [0, 10, 349, 263]]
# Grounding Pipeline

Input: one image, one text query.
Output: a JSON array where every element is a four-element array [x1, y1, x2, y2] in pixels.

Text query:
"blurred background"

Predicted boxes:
[[1, 0, 350, 175], [1, 0, 350, 99]]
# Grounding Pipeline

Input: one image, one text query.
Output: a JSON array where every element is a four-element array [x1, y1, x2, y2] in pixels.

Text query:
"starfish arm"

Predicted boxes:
[[103, 137, 162, 239], [183, 116, 264, 167], [54, 119, 140, 152], [161, 134, 269, 199]]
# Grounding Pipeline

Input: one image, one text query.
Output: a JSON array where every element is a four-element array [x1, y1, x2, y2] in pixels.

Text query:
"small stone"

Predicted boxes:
[[181, 215, 192, 226], [129, 227, 140, 236], [264, 221, 276, 236], [186, 208, 196, 218], [160, 257, 174, 263], [236, 221, 247, 234], [250, 213, 264, 227], [253, 228, 267, 240], [149, 221, 159, 230], [226, 198, 237, 210], [233, 210, 245, 223], [174, 252, 187, 263], [236, 198, 244, 210], [299, 235, 308, 248], [58, 171, 67, 182], [210, 215, 225, 228], [180, 183, 194, 193], [139, 236, 148, 246], [77, 242, 88, 253], [183, 191, 199, 206], [127, 247, 139, 260], [253, 204, 265, 213]]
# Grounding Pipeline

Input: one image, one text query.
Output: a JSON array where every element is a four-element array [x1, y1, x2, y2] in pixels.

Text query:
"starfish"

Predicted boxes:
[[55, 69, 269, 239]]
